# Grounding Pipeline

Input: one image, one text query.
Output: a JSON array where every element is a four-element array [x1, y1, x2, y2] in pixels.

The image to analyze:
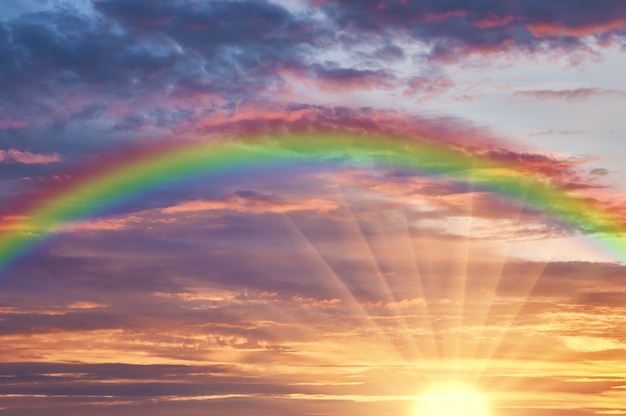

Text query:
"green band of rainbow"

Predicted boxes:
[[1, 132, 623, 274]]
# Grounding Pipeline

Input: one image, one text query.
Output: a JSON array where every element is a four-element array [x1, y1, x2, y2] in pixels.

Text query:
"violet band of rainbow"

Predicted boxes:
[[0, 132, 622, 274]]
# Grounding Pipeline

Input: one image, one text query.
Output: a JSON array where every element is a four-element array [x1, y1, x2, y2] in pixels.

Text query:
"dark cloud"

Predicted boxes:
[[1, 0, 625, 146], [0, 361, 231, 383], [310, 65, 396, 90], [93, 0, 322, 95], [0, 311, 127, 335], [0, 0, 325, 147], [320, 0, 626, 59], [0, 361, 303, 402]]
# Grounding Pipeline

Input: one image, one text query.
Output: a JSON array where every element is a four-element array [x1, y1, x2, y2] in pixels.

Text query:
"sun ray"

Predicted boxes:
[[323, 165, 445, 365], [369, 151, 444, 365], [387, 169, 442, 364], [467, 181, 563, 377], [280, 211, 407, 365], [457, 168, 477, 377], [441, 173, 532, 375], [328, 167, 400, 306]]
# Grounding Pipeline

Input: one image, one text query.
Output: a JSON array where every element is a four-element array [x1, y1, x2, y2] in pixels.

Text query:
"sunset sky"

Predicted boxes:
[[2, 1, 626, 415]]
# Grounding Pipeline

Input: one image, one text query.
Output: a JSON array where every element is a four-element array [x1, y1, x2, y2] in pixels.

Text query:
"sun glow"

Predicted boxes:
[[413, 383, 491, 416]]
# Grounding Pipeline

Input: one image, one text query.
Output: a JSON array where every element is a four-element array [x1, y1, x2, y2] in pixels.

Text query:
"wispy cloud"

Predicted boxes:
[[161, 191, 338, 215], [0, 149, 60, 164], [529, 129, 583, 136], [515, 88, 626, 101]]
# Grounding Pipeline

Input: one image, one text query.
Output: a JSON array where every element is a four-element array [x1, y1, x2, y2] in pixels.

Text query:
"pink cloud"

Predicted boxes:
[[421, 10, 467, 23], [62, 217, 139, 232], [0, 149, 61, 164], [0, 120, 29, 130]]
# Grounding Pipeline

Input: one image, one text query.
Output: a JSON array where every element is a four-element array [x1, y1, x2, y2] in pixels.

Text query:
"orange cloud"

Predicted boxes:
[[67, 301, 107, 309], [291, 295, 341, 308], [161, 195, 338, 215]]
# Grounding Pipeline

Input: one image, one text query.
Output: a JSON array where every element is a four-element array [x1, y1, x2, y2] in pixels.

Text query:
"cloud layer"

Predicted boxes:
[[2, 1, 626, 415]]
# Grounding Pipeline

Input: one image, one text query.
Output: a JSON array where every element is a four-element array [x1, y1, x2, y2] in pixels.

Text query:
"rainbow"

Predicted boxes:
[[0, 130, 624, 274]]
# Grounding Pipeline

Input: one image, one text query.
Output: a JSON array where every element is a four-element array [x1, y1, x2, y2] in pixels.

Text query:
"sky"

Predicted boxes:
[[1, 1, 626, 415]]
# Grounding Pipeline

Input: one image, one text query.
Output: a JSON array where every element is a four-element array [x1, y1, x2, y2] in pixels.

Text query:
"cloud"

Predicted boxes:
[[0, 120, 29, 130], [573, 290, 626, 307], [316, 0, 626, 61], [589, 168, 610, 176], [515, 88, 626, 101], [161, 194, 337, 215], [62, 216, 142, 232], [529, 129, 583, 136], [0, 149, 60, 164], [497, 261, 626, 301], [0, 0, 325, 136], [527, 19, 626, 38], [1, 0, 625, 146], [0, 2, 625, 415], [3, 104, 618, 242], [404, 76, 455, 98], [308, 66, 396, 92]]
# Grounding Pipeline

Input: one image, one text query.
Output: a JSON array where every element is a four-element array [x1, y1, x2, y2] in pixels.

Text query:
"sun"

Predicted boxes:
[[413, 383, 491, 416]]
